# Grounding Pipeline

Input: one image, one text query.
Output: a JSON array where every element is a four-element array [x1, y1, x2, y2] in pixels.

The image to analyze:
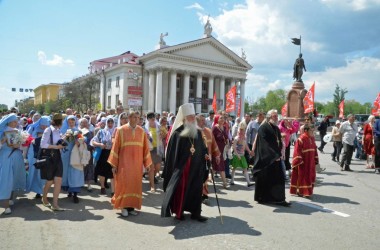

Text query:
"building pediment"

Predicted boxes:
[[139, 36, 252, 70]]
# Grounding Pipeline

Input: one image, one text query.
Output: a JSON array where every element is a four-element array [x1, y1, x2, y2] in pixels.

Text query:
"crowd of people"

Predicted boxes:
[[1, 105, 379, 220]]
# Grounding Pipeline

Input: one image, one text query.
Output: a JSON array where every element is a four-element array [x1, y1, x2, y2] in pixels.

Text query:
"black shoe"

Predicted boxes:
[[191, 214, 208, 222], [73, 196, 79, 203], [332, 158, 336, 162], [105, 183, 110, 189], [345, 167, 353, 172], [277, 201, 291, 207], [318, 148, 324, 153], [247, 183, 254, 187], [225, 174, 232, 179], [154, 177, 159, 184], [175, 214, 185, 221], [111, 192, 114, 197], [68, 192, 73, 198], [35, 194, 42, 199]]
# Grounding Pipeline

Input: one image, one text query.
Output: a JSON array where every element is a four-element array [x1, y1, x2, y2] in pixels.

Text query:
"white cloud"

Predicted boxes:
[[304, 57, 380, 103], [321, 0, 380, 11], [185, 3, 204, 11], [37, 51, 74, 66]]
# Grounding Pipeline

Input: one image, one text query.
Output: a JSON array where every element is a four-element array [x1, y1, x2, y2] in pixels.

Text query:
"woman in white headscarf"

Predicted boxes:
[[91, 117, 115, 195], [0, 114, 27, 215]]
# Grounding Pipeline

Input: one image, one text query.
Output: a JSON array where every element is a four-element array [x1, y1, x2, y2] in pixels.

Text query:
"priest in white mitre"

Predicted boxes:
[[161, 103, 209, 222]]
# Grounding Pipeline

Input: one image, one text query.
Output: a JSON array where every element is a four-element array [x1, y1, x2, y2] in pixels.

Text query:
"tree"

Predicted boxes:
[[333, 84, 348, 116], [63, 76, 100, 112]]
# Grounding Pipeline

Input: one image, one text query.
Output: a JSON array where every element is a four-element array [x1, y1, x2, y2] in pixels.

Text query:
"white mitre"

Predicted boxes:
[[167, 103, 195, 142]]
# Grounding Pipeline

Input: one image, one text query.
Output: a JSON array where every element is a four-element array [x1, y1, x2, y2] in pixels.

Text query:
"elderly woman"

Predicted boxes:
[[79, 118, 94, 192], [363, 115, 376, 169], [0, 114, 27, 215], [212, 115, 229, 189], [26, 116, 50, 198], [61, 115, 84, 203], [91, 117, 115, 195]]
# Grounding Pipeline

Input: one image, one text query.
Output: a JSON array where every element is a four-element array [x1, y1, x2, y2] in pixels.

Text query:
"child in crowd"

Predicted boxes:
[[230, 124, 254, 187]]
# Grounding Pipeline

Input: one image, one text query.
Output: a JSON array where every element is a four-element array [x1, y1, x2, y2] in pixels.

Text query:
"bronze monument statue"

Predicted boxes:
[[293, 53, 306, 82]]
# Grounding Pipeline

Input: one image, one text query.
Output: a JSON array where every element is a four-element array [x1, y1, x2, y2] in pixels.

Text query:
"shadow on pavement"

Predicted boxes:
[[3, 196, 108, 221], [168, 215, 261, 239], [318, 182, 353, 188], [205, 196, 254, 208], [301, 193, 359, 205]]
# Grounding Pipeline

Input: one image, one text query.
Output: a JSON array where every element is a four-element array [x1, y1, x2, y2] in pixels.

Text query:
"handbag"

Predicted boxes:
[[34, 128, 53, 170]]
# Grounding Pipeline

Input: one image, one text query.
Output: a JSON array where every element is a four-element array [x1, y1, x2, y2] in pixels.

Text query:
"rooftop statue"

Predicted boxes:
[[204, 17, 212, 37]]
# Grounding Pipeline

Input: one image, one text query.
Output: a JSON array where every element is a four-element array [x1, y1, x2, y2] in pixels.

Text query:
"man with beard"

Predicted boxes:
[[252, 109, 290, 206], [161, 103, 209, 222]]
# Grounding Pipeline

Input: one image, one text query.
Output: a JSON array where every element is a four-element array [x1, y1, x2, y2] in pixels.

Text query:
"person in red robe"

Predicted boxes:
[[363, 115, 376, 168], [108, 111, 152, 217], [290, 123, 319, 198]]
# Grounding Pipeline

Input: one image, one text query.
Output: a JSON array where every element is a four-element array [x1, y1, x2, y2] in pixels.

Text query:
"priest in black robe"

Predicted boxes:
[[252, 109, 290, 206], [161, 103, 209, 222]]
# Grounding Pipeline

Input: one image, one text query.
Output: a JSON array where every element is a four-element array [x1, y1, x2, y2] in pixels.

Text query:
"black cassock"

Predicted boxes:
[[161, 125, 208, 218], [252, 121, 286, 203]]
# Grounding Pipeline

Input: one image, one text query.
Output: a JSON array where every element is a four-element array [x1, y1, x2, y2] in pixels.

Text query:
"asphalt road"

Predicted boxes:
[[1, 141, 380, 250]]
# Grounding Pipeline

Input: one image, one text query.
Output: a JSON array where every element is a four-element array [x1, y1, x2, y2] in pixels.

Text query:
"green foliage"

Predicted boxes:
[[333, 84, 347, 116], [249, 89, 287, 113]]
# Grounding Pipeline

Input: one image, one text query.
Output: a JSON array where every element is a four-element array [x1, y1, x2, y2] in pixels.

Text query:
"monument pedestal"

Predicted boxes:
[[287, 81, 307, 119]]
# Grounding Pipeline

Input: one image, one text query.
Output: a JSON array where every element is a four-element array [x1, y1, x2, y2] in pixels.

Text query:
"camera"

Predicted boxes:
[[57, 139, 68, 147]]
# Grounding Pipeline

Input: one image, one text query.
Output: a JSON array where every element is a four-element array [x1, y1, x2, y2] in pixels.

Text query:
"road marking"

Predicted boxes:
[[296, 201, 350, 217]]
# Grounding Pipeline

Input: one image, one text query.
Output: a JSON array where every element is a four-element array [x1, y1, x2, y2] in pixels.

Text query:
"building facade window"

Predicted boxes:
[[116, 94, 119, 106], [108, 78, 112, 89], [116, 76, 120, 87], [107, 95, 111, 108]]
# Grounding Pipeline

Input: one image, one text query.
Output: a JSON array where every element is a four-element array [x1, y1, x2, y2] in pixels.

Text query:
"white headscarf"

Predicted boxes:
[[167, 103, 195, 143]]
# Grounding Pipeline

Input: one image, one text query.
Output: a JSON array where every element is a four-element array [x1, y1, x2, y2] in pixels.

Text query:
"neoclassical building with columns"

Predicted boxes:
[[90, 26, 252, 116]]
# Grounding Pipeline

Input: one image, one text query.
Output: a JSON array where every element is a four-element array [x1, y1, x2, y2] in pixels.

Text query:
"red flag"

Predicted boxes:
[[225, 86, 237, 113], [212, 92, 217, 113], [338, 100, 345, 118], [374, 92, 380, 107], [371, 93, 380, 115], [303, 82, 315, 113], [281, 102, 288, 117]]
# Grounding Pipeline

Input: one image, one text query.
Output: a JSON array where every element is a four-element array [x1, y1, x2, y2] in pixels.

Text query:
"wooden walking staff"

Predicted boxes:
[[207, 160, 223, 224]]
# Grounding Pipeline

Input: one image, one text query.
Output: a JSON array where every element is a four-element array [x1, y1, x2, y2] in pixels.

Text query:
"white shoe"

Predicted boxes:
[[3, 208, 11, 215], [128, 210, 138, 216], [9, 200, 14, 206], [121, 209, 129, 217]]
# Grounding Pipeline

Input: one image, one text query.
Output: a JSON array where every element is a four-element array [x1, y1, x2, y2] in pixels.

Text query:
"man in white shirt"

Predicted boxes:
[[339, 114, 358, 171]]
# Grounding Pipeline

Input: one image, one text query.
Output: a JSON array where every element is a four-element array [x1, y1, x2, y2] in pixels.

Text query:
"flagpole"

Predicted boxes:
[[300, 35, 302, 54]]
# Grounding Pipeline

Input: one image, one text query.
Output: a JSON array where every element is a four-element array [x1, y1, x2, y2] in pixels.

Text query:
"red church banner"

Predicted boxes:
[[303, 82, 315, 114], [225, 86, 236, 113]]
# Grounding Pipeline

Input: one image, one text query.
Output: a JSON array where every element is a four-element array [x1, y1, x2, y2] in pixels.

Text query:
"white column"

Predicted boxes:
[[240, 80, 245, 118], [169, 71, 177, 114], [155, 69, 163, 114], [183, 72, 190, 105], [148, 70, 155, 112], [142, 70, 149, 112], [196, 73, 202, 113], [208, 75, 214, 111], [219, 77, 225, 110]]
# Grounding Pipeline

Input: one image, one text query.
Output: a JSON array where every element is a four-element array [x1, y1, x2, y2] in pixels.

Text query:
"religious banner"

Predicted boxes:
[[281, 102, 288, 117], [372, 93, 380, 115], [303, 82, 315, 114], [225, 85, 236, 113], [212, 92, 217, 113], [338, 100, 345, 118]]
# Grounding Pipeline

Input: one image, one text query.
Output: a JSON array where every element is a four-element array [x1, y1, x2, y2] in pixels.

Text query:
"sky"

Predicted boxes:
[[1, 0, 380, 109]]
